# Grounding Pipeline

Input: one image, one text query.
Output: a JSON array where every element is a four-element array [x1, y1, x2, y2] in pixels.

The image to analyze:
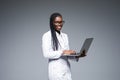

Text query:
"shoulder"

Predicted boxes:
[[42, 31, 51, 39], [61, 32, 68, 38], [43, 31, 51, 37], [61, 32, 67, 35]]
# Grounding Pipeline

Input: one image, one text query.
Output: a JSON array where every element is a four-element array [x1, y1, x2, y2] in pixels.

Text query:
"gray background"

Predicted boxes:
[[0, 0, 120, 80]]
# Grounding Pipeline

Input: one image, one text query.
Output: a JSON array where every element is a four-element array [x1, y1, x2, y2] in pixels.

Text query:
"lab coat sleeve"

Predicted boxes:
[[42, 33, 63, 59]]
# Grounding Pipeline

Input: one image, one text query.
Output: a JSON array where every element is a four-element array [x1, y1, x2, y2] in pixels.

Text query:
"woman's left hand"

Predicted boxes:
[[76, 49, 86, 58]]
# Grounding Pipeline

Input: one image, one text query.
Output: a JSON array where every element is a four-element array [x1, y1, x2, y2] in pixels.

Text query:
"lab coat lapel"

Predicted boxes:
[[56, 32, 65, 49]]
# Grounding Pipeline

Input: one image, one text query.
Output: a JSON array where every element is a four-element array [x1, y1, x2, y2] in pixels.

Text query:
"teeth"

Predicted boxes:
[[58, 26, 61, 28]]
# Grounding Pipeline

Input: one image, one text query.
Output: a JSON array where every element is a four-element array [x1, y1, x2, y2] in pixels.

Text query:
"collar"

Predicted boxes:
[[55, 31, 62, 36], [55, 30, 61, 34]]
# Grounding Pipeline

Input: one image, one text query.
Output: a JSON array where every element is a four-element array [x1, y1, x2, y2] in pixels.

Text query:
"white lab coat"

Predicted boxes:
[[42, 31, 77, 80]]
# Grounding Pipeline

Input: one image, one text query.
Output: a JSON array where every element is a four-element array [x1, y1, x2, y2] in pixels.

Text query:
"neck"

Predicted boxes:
[[55, 30, 60, 34]]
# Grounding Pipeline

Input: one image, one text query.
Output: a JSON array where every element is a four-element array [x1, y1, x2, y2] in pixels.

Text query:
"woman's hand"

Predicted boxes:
[[76, 50, 86, 58], [63, 50, 76, 55]]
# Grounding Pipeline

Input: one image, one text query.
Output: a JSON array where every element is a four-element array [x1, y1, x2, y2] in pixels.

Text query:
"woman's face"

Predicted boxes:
[[53, 16, 64, 31]]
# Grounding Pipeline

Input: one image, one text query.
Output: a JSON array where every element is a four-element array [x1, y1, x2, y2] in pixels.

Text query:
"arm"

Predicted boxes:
[[64, 34, 79, 61], [42, 33, 63, 59], [67, 51, 86, 62], [42, 32, 76, 59], [75, 49, 86, 61]]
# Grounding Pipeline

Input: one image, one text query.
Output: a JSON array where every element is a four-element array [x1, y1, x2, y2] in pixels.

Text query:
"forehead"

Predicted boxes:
[[54, 16, 62, 21]]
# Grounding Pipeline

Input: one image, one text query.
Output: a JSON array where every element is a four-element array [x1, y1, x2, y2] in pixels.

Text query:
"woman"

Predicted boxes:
[[42, 13, 86, 80]]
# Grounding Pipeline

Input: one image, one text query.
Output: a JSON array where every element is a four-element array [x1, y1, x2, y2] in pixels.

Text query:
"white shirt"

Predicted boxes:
[[42, 31, 77, 80]]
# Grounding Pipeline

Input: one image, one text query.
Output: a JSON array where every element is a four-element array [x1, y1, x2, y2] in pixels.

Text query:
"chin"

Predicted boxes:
[[58, 29, 61, 31]]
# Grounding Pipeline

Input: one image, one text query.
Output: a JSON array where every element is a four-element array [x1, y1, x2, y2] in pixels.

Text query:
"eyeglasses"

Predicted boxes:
[[53, 21, 65, 25]]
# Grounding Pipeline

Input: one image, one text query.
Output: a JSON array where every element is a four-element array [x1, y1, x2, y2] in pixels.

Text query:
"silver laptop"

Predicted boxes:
[[64, 38, 93, 56]]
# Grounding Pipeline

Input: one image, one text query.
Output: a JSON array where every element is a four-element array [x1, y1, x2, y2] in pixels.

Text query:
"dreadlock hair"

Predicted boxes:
[[50, 12, 62, 51]]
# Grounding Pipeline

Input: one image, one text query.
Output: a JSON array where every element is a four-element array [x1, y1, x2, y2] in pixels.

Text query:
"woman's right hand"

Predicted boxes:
[[63, 50, 76, 55]]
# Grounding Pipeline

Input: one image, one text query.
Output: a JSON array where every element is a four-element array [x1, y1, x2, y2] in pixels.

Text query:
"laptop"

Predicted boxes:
[[64, 38, 94, 56]]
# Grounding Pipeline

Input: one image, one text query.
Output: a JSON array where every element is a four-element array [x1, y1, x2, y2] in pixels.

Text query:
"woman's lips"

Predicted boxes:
[[57, 26, 61, 29], [56, 26, 62, 30]]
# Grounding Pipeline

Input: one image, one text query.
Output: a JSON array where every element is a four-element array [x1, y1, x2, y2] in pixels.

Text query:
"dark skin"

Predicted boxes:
[[75, 49, 86, 58], [53, 16, 86, 58]]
